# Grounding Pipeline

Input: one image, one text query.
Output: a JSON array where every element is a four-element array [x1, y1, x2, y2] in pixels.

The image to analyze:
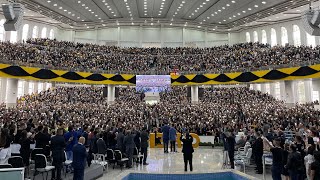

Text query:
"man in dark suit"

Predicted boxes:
[[140, 127, 149, 165], [116, 128, 125, 154], [72, 137, 87, 180], [35, 125, 50, 149], [254, 131, 264, 174], [51, 128, 66, 180], [96, 133, 107, 154], [180, 132, 194, 171], [124, 130, 135, 168], [226, 130, 236, 169], [161, 123, 170, 153]]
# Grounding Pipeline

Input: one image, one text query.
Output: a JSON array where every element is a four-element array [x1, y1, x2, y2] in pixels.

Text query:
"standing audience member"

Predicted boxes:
[[65, 126, 77, 161], [161, 123, 170, 153], [51, 128, 66, 180], [124, 130, 135, 168], [181, 131, 194, 172], [305, 146, 315, 180], [169, 126, 177, 153], [0, 128, 12, 164], [226, 130, 236, 169], [96, 133, 107, 154], [311, 151, 320, 180], [254, 131, 263, 174], [264, 138, 283, 180], [286, 144, 304, 180], [34, 125, 50, 149], [72, 137, 87, 180], [116, 128, 125, 154], [140, 127, 149, 165], [19, 130, 34, 178]]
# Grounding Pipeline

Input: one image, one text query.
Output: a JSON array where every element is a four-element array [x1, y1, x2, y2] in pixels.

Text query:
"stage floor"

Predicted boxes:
[[99, 147, 271, 180]]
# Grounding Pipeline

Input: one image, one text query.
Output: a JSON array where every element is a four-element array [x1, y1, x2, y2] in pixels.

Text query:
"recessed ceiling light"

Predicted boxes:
[[89, 9, 91, 11], [53, 3, 57, 6], [242, 11, 246, 13], [203, 2, 206, 4], [151, 23, 153, 25], [262, 1, 266, 4], [59, 7, 63, 9], [95, 15, 98, 17], [233, 15, 236, 17], [82, 19, 84, 21], [223, 20, 226, 21], [87, 26, 89, 28], [212, 28, 215, 30], [78, 1, 81, 3], [170, 23, 172, 25], [248, 8, 252, 10], [72, 14, 75, 16], [113, 14, 116, 16], [158, 14, 161, 15], [218, 9, 221, 12], [182, 1, 185, 3], [144, 13, 147, 15], [91, 12, 94, 14], [231, 0, 235, 3], [197, 26, 201, 28], [102, 24, 106, 26], [68, 12, 71, 14], [47, 0, 51, 3], [237, 13, 241, 15], [222, 7, 225, 9], [211, 14, 214, 16], [77, 17, 80, 19], [215, 12, 217, 14], [226, 4, 230, 6], [85, 7, 88, 9], [82, 4, 85, 6], [254, 5, 258, 7]]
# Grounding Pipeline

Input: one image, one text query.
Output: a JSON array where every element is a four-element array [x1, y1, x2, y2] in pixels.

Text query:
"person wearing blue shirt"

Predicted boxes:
[[169, 126, 177, 152], [161, 123, 170, 153], [64, 126, 78, 161], [72, 137, 87, 180]]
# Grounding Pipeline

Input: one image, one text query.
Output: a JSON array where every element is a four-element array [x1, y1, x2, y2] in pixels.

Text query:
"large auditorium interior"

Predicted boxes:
[[1, 0, 320, 180]]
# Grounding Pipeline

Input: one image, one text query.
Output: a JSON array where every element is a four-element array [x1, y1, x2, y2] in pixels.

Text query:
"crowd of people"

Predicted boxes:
[[0, 86, 319, 179], [0, 38, 318, 74]]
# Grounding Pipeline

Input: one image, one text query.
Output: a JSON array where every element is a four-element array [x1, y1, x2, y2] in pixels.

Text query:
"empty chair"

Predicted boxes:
[[133, 147, 143, 164], [96, 154, 108, 171], [8, 156, 24, 168], [106, 149, 116, 167], [114, 150, 128, 170], [33, 154, 55, 180], [31, 148, 44, 164], [234, 148, 253, 173], [63, 151, 72, 177]]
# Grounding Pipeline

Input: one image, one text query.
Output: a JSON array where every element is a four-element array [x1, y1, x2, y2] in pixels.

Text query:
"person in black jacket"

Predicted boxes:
[[226, 130, 236, 169], [51, 128, 66, 180], [34, 125, 50, 149], [254, 131, 263, 174], [180, 132, 194, 171], [72, 137, 87, 180], [285, 144, 304, 180], [19, 130, 34, 178], [140, 127, 149, 165]]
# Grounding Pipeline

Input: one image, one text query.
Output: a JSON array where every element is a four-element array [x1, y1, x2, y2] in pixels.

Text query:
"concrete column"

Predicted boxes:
[[270, 82, 276, 98], [0, 78, 7, 103], [107, 85, 116, 104], [312, 79, 320, 101], [191, 86, 199, 104], [24, 81, 29, 95], [284, 81, 298, 104], [260, 84, 266, 94], [33, 82, 38, 94], [6, 78, 18, 107], [304, 79, 313, 103]]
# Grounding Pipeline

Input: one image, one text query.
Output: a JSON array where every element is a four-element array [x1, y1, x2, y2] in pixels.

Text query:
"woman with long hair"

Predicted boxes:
[[0, 128, 12, 164]]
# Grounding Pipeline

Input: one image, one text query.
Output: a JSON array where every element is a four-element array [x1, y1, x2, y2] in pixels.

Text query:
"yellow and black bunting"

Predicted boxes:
[[171, 64, 320, 85], [0, 64, 136, 85]]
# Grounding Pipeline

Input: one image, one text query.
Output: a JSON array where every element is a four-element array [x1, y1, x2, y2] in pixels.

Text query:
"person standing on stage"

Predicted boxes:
[[180, 131, 194, 171]]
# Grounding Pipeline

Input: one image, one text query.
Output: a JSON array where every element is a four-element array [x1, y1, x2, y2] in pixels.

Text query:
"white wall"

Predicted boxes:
[[62, 26, 229, 48]]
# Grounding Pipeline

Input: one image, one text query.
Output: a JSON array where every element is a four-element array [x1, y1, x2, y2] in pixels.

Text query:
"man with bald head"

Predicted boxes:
[[72, 137, 87, 180]]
